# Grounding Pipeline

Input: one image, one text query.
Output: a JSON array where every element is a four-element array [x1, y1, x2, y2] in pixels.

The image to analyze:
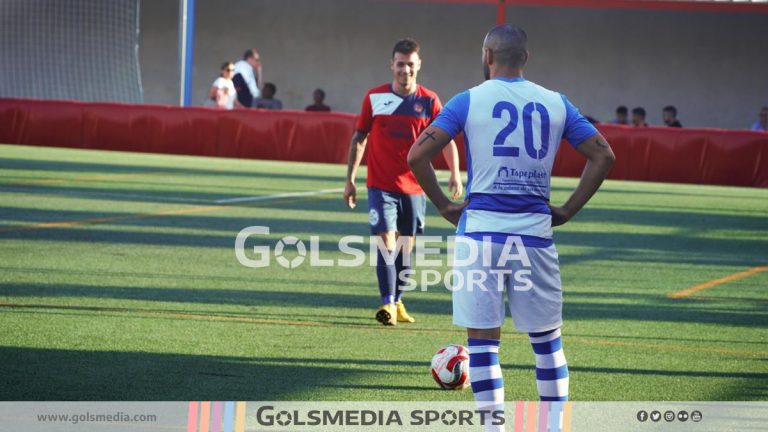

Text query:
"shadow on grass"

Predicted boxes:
[[503, 364, 768, 381], [0, 282, 765, 328], [0, 218, 765, 269], [0, 283, 451, 315], [0, 347, 390, 400], [564, 300, 767, 328], [3, 345, 765, 400], [0, 206, 365, 238]]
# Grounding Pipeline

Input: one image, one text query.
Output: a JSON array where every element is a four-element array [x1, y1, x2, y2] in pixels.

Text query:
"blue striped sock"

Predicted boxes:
[[394, 252, 408, 303], [376, 249, 396, 305], [529, 328, 569, 401], [468, 338, 505, 431]]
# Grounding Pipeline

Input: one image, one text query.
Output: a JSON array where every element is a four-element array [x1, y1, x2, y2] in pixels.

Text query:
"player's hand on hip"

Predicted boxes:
[[549, 205, 572, 227], [344, 181, 357, 209], [448, 173, 463, 201], [439, 200, 469, 227]]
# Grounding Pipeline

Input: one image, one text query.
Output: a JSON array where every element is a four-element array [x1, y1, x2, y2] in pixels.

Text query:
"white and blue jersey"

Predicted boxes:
[[432, 77, 597, 247]]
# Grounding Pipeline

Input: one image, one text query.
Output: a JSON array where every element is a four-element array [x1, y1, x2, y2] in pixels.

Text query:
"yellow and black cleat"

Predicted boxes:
[[395, 300, 415, 323], [375, 303, 397, 326]]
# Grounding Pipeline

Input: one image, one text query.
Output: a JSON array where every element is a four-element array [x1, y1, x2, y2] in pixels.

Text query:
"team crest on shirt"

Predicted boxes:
[[413, 102, 424, 113], [369, 209, 380, 226]]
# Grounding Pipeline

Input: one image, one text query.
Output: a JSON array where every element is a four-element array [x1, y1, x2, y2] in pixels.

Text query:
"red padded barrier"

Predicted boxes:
[[0, 99, 83, 149], [1, 98, 767, 187]]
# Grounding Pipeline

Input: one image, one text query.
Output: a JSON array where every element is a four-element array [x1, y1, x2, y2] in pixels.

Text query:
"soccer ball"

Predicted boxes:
[[430, 344, 470, 390]]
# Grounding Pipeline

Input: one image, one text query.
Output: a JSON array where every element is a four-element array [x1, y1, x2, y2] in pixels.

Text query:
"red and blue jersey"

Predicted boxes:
[[356, 84, 442, 195]]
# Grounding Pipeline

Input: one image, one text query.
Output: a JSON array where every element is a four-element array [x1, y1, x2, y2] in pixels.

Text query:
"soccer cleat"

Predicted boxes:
[[395, 300, 415, 323], [375, 303, 397, 326]]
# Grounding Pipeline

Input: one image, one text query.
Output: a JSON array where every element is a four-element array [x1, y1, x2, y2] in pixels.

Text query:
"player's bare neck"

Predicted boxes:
[[392, 81, 417, 97], [491, 67, 524, 80]]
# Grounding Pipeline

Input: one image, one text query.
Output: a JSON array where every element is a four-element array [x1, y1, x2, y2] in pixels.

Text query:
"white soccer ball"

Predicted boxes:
[[430, 344, 470, 390]]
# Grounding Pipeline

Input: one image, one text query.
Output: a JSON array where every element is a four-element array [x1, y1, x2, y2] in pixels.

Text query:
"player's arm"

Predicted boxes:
[[432, 94, 464, 200], [550, 133, 615, 226], [344, 131, 368, 209], [441, 141, 463, 200], [408, 126, 467, 226], [254, 64, 263, 91]]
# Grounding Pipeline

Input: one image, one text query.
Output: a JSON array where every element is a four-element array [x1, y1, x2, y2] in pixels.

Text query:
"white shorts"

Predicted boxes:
[[451, 236, 562, 333]]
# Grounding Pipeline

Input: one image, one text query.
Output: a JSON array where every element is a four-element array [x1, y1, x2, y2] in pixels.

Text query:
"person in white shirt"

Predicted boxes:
[[208, 62, 242, 110], [233, 48, 263, 108]]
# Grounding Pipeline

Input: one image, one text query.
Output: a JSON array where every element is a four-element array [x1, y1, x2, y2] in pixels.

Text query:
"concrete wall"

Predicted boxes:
[[138, 0, 768, 129]]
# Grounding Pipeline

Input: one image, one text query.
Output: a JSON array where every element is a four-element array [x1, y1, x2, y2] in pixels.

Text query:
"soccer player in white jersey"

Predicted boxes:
[[408, 24, 615, 422]]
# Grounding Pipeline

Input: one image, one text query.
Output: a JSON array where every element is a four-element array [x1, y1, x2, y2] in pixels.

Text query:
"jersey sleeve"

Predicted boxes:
[[431, 90, 469, 139], [561, 94, 598, 147], [355, 93, 373, 133]]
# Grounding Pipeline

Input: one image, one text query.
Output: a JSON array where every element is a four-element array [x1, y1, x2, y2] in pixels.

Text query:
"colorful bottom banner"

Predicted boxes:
[[0, 401, 765, 431]]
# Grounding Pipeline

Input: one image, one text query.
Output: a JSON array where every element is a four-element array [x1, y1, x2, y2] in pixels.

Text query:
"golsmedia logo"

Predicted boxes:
[[234, 226, 534, 292], [255, 406, 505, 427]]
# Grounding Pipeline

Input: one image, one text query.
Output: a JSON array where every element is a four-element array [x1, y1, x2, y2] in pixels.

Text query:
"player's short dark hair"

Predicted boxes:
[[314, 88, 325, 98], [484, 24, 528, 69], [263, 82, 276, 93], [392, 39, 420, 58], [243, 49, 258, 60], [663, 105, 677, 116], [616, 106, 628, 115], [221, 62, 233, 70], [632, 107, 646, 117]]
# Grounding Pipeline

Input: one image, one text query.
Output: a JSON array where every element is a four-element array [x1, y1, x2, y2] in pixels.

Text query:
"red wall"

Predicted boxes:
[[1, 98, 767, 187]]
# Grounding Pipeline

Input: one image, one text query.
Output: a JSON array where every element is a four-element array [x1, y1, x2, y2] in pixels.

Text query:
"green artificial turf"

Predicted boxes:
[[0, 144, 766, 401]]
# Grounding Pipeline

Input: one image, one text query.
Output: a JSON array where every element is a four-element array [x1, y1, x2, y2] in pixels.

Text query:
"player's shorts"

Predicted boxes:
[[367, 187, 426, 236], [451, 235, 562, 333]]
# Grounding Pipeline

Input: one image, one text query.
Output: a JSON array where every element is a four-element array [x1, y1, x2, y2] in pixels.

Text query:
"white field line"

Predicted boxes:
[[215, 188, 344, 204]]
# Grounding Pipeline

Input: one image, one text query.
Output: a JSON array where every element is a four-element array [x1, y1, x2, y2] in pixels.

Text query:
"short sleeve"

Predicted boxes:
[[355, 93, 373, 133], [561, 94, 598, 147], [431, 91, 470, 139]]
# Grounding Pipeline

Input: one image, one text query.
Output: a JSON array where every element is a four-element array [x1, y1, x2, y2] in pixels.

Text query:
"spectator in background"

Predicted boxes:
[[662, 105, 682, 127], [233, 48, 263, 108], [612, 105, 629, 125], [207, 62, 242, 110], [305, 88, 331, 112], [751, 106, 768, 131], [632, 107, 648, 127], [253, 83, 283, 110]]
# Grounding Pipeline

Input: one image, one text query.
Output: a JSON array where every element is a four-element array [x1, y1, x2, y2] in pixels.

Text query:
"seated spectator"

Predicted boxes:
[[207, 62, 241, 110], [253, 83, 283, 110], [305, 88, 331, 112], [612, 105, 629, 125], [751, 106, 768, 131], [632, 107, 648, 127], [233, 49, 263, 108], [663, 105, 682, 127]]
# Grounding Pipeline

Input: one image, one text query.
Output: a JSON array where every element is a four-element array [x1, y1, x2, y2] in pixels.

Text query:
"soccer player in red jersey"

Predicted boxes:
[[344, 38, 463, 326]]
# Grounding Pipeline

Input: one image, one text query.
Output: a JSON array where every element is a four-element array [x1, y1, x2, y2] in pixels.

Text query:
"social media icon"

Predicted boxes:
[[678, 410, 689, 422], [664, 411, 675, 422], [691, 411, 702, 422], [650, 411, 661, 422], [637, 410, 648, 422]]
